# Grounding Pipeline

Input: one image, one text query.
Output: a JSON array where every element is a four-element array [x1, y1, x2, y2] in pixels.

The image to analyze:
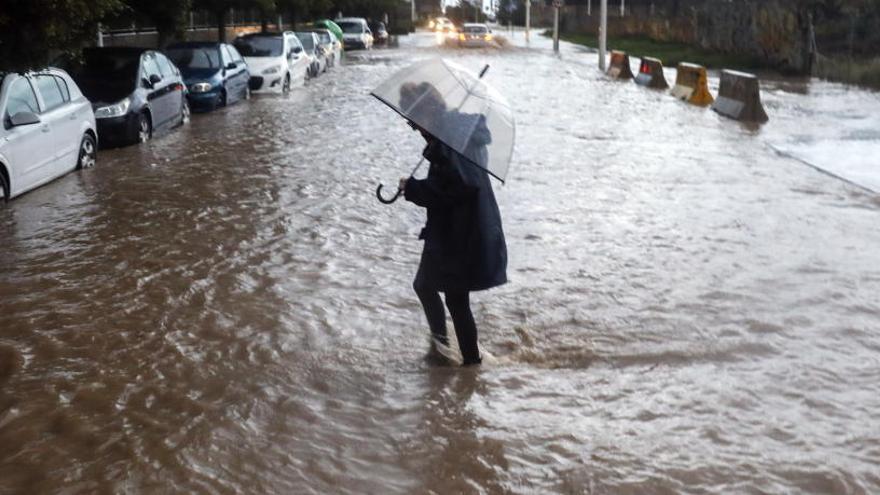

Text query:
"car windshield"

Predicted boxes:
[[73, 51, 140, 81], [296, 34, 315, 51], [338, 22, 364, 34], [317, 32, 332, 44], [464, 26, 488, 34], [234, 36, 283, 57], [166, 47, 220, 69]]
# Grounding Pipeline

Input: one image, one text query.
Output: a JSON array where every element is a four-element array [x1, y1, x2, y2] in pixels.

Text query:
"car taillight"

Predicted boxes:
[[485, 34, 493, 41]]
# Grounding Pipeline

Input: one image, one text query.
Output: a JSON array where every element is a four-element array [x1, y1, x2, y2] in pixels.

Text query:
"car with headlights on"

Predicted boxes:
[[65, 47, 189, 146], [458, 23, 496, 48], [233, 32, 309, 94], [0, 69, 97, 200], [165, 41, 250, 112], [370, 21, 389, 45]]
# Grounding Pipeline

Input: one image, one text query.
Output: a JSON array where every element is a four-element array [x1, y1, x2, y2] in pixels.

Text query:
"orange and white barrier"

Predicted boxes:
[[634, 57, 669, 89], [671, 63, 714, 106], [607, 50, 634, 80]]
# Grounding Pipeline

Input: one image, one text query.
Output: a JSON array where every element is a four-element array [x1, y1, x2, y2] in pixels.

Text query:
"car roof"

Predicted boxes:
[[463, 23, 488, 27], [167, 41, 223, 49], [336, 17, 367, 23], [238, 32, 284, 38], [83, 46, 151, 56]]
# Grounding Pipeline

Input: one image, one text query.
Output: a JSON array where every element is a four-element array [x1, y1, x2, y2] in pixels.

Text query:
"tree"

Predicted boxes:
[[193, 0, 254, 41], [0, 0, 123, 72], [127, 0, 192, 46]]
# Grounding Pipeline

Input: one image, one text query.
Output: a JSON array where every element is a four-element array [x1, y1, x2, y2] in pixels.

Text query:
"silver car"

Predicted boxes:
[[0, 69, 97, 200]]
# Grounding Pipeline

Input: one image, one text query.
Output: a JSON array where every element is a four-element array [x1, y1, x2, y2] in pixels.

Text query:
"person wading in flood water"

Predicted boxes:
[[396, 82, 508, 366]]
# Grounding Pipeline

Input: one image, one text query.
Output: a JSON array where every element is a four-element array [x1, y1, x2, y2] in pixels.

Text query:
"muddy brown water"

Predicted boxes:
[[2, 32, 880, 494]]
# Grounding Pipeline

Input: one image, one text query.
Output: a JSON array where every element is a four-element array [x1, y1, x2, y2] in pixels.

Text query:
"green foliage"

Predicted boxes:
[[128, 0, 192, 45], [0, 0, 123, 72]]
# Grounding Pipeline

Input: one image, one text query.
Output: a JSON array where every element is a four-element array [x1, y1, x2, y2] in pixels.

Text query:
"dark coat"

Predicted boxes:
[[404, 138, 507, 292]]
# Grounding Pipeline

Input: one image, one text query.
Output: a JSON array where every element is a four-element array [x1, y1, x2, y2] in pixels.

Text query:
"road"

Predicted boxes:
[[1, 30, 879, 494]]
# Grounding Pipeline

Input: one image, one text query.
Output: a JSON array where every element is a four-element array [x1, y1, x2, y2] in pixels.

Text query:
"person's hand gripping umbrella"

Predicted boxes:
[[371, 58, 516, 203]]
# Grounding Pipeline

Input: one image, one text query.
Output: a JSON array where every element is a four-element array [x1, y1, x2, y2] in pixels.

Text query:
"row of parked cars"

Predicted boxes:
[[0, 20, 383, 201]]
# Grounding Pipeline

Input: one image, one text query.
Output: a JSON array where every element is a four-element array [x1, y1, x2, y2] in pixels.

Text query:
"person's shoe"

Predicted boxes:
[[432, 335, 456, 361], [461, 355, 482, 367]]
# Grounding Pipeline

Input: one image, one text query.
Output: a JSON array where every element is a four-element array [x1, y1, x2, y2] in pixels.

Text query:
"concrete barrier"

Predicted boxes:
[[671, 62, 714, 106], [711, 69, 769, 123], [634, 57, 669, 89], [607, 50, 634, 80]]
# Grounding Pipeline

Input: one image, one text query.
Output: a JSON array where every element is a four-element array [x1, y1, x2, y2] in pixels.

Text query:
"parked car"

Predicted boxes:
[[233, 32, 309, 94], [430, 17, 456, 33], [165, 41, 250, 112], [65, 47, 188, 146], [336, 18, 373, 50], [311, 29, 341, 68], [295, 31, 326, 77], [370, 21, 389, 45], [458, 23, 496, 48], [0, 69, 97, 200]]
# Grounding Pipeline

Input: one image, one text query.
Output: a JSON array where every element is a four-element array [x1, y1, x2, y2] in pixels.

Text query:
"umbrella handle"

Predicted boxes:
[[376, 184, 402, 204]]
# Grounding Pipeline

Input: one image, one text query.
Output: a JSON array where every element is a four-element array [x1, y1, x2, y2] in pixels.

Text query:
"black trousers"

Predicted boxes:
[[413, 277, 481, 365]]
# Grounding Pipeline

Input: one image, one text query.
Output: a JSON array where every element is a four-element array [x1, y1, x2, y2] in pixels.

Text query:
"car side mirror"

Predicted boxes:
[[226, 62, 237, 70], [293, 46, 303, 54], [9, 111, 41, 127], [149, 74, 162, 86]]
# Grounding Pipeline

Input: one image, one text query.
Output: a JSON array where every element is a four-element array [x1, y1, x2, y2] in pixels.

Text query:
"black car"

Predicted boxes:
[[370, 22, 389, 45], [165, 42, 250, 112], [66, 47, 189, 146]]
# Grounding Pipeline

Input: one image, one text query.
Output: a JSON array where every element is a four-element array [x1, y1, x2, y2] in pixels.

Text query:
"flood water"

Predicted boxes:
[[2, 31, 880, 494]]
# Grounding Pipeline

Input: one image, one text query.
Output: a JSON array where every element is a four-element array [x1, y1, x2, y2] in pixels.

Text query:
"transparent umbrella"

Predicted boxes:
[[372, 58, 515, 203]]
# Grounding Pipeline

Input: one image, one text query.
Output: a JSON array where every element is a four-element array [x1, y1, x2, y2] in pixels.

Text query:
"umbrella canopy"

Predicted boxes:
[[316, 19, 344, 42], [371, 58, 515, 183]]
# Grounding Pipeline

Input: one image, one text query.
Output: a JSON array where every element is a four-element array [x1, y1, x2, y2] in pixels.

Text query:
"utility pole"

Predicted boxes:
[[599, 0, 607, 70], [552, 0, 560, 53], [525, 0, 531, 42], [97, 23, 104, 47], [587, 0, 591, 16], [411, 0, 416, 23], [620, 0, 624, 17]]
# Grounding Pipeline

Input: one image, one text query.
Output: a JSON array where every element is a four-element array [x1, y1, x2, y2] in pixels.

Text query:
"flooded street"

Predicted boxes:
[[2, 31, 880, 494]]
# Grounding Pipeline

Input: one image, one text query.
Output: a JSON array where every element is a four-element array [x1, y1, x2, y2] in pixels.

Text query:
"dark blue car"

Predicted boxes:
[[165, 42, 250, 112]]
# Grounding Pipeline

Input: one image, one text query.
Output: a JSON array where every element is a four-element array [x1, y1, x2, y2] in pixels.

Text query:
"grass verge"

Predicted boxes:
[[548, 31, 765, 71]]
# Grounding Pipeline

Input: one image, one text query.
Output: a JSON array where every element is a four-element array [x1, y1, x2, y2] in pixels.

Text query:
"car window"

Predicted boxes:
[[34, 75, 66, 111], [287, 36, 303, 53], [167, 47, 220, 69], [227, 45, 244, 63], [142, 53, 161, 79], [4, 77, 40, 118], [338, 21, 364, 34], [220, 45, 234, 65], [155, 53, 176, 77], [234, 36, 283, 57], [54, 76, 71, 102]]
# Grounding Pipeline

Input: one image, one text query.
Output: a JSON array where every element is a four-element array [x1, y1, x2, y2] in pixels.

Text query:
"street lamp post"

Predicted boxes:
[[552, 0, 560, 53], [411, 0, 416, 23], [599, 0, 607, 70], [525, 0, 531, 42]]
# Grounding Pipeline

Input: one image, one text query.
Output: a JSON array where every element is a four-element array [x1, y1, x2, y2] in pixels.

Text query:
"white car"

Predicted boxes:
[[233, 32, 310, 94], [313, 29, 342, 68], [0, 69, 97, 200], [295, 32, 326, 77], [337, 18, 374, 50], [459, 23, 496, 48]]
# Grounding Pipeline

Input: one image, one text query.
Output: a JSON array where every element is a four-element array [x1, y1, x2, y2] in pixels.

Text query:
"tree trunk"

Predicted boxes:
[[217, 10, 227, 42]]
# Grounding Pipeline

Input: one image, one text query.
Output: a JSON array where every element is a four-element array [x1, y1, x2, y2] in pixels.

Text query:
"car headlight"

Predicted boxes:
[[262, 65, 282, 75], [94, 98, 131, 119], [190, 82, 213, 93]]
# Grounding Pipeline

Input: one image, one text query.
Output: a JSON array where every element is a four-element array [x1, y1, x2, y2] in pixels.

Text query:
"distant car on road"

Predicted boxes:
[[429, 17, 455, 32], [337, 18, 373, 50], [165, 41, 250, 112], [311, 29, 341, 68], [295, 32, 326, 77], [234, 32, 309, 94], [0, 69, 97, 200], [458, 23, 496, 48], [66, 47, 189, 146], [370, 21, 389, 45]]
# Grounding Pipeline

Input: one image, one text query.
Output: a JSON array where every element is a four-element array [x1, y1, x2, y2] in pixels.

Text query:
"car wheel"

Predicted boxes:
[[0, 173, 8, 202], [137, 113, 152, 143], [180, 100, 191, 125], [76, 134, 97, 170], [220, 88, 228, 107], [282, 74, 291, 95]]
